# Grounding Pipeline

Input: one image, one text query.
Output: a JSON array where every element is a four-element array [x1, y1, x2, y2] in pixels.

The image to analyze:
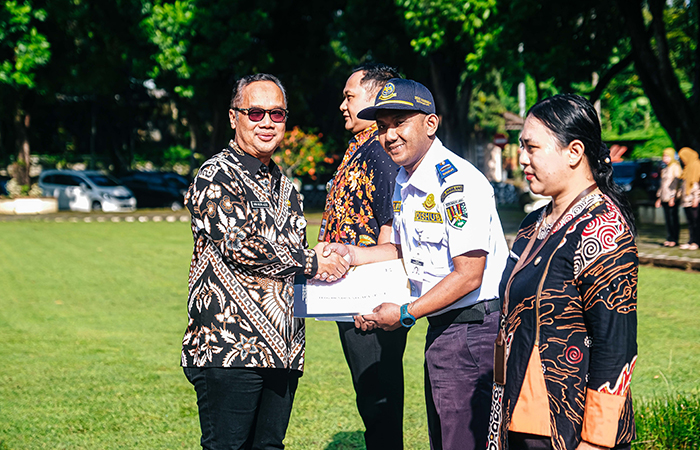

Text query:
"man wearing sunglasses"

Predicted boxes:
[[318, 63, 407, 450], [181, 73, 350, 450]]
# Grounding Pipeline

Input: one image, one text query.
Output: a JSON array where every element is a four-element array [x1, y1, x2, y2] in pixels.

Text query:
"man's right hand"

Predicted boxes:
[[322, 243, 355, 265], [313, 242, 350, 282]]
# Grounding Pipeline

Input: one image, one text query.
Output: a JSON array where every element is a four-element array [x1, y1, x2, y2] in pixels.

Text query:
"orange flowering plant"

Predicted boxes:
[[273, 127, 335, 180]]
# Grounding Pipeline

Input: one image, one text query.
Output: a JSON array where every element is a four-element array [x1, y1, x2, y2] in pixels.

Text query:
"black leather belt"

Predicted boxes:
[[427, 298, 501, 327]]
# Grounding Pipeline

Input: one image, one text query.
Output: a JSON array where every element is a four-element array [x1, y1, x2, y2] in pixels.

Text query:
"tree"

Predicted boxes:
[[498, 0, 627, 100], [395, 0, 500, 154], [616, 0, 700, 151], [0, 0, 50, 185]]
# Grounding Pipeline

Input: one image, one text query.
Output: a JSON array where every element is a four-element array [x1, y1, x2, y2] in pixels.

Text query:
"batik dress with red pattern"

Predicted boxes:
[[488, 193, 638, 450]]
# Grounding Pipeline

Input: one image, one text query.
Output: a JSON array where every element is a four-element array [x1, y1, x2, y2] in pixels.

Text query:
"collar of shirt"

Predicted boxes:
[[228, 139, 281, 180], [351, 122, 378, 147], [339, 123, 379, 169], [396, 137, 445, 194]]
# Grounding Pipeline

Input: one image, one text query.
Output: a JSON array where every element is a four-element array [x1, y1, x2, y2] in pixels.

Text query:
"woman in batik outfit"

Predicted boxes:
[[488, 94, 638, 450]]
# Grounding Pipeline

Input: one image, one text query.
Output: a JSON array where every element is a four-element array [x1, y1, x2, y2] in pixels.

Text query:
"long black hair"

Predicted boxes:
[[527, 94, 636, 235]]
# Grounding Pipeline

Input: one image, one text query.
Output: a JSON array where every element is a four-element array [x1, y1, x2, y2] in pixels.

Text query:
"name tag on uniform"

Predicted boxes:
[[407, 257, 425, 280], [414, 210, 443, 223], [250, 201, 271, 209]]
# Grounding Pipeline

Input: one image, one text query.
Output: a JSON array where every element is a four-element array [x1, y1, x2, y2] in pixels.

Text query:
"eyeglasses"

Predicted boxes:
[[233, 107, 288, 123]]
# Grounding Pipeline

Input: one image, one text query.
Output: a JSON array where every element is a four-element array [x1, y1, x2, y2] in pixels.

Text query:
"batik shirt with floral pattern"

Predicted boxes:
[[322, 123, 398, 246], [182, 142, 317, 372]]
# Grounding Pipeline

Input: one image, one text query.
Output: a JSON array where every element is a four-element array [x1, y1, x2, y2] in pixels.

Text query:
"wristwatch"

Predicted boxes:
[[400, 303, 416, 328]]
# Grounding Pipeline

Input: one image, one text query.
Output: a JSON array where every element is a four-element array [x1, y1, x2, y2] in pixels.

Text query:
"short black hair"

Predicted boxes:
[[351, 63, 401, 97], [230, 73, 287, 109]]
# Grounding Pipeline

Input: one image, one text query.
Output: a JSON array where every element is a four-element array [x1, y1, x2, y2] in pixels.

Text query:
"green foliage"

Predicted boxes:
[[141, 0, 272, 101], [142, 0, 195, 80], [273, 127, 334, 181], [3, 177, 41, 197], [163, 144, 191, 165], [0, 0, 50, 89], [498, 0, 625, 93], [399, 0, 497, 72], [602, 126, 674, 160]]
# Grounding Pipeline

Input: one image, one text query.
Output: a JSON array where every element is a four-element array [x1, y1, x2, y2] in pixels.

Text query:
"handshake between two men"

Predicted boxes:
[[312, 241, 404, 333]]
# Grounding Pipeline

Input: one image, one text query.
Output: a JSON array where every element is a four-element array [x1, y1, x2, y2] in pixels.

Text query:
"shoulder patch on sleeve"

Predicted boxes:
[[440, 184, 464, 202], [436, 159, 458, 184], [445, 199, 468, 229]]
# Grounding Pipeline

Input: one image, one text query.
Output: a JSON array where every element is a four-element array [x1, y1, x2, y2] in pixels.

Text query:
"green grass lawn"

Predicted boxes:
[[0, 220, 698, 449]]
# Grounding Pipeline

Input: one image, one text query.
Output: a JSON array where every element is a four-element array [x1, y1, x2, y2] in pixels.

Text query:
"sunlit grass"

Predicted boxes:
[[0, 220, 697, 449]]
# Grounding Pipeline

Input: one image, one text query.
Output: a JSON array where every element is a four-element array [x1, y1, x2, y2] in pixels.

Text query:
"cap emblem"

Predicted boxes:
[[378, 83, 397, 101]]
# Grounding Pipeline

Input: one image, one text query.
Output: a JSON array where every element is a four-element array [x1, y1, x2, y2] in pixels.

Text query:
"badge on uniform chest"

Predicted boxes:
[[422, 194, 436, 210]]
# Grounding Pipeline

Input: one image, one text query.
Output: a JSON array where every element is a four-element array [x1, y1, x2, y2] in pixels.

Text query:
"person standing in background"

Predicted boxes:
[[320, 63, 407, 450], [655, 148, 682, 247], [678, 147, 700, 250]]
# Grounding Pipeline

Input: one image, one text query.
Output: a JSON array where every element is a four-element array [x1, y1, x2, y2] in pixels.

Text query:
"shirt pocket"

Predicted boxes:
[[415, 225, 449, 274]]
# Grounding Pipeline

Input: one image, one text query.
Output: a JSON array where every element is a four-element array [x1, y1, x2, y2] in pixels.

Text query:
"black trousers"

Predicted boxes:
[[662, 201, 680, 243], [183, 367, 300, 450], [684, 206, 700, 245], [336, 322, 409, 450]]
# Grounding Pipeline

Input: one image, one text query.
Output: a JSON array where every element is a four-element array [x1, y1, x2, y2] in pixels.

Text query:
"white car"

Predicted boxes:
[[38, 170, 137, 212]]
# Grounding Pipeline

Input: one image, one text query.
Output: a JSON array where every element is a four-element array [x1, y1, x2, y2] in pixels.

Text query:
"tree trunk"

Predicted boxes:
[[428, 52, 471, 158], [188, 119, 199, 180], [617, 0, 700, 151], [206, 86, 233, 158], [14, 106, 31, 186]]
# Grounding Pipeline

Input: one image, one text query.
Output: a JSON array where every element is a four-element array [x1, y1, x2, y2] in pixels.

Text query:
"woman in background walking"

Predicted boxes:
[[678, 147, 700, 250], [655, 148, 682, 247]]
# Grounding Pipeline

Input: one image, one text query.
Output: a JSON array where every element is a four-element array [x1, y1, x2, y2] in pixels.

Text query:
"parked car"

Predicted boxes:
[[0, 176, 9, 196], [612, 159, 661, 204], [118, 171, 189, 210], [38, 170, 136, 212]]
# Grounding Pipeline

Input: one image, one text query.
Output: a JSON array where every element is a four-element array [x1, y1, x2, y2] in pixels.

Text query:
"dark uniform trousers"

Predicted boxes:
[[337, 322, 409, 450]]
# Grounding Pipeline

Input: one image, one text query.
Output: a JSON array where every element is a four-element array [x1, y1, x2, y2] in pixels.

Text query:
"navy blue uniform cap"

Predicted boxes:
[[357, 78, 436, 120]]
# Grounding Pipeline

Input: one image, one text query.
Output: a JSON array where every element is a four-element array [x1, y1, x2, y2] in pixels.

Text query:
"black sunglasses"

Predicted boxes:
[[233, 107, 288, 123]]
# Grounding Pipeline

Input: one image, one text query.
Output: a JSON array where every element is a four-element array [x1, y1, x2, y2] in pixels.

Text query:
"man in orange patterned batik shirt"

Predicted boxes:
[[319, 63, 406, 450]]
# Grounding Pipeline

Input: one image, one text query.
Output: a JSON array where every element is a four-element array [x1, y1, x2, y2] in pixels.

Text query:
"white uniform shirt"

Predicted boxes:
[[391, 138, 508, 316]]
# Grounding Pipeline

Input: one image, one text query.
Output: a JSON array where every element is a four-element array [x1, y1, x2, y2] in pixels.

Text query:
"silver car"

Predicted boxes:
[[38, 170, 137, 212]]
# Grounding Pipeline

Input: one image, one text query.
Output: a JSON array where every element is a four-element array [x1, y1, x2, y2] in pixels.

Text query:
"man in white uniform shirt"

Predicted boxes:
[[324, 78, 508, 450]]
